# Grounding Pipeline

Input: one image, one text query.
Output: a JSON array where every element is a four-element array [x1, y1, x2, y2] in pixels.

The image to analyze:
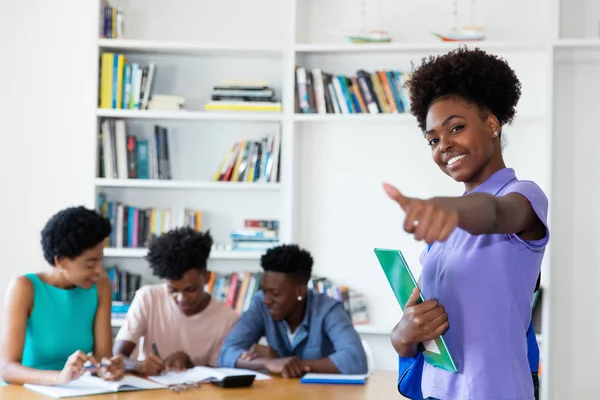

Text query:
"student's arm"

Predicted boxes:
[[303, 302, 369, 375], [383, 182, 547, 243], [93, 275, 125, 381], [0, 277, 62, 385], [112, 288, 163, 375], [94, 275, 114, 359], [217, 295, 266, 370]]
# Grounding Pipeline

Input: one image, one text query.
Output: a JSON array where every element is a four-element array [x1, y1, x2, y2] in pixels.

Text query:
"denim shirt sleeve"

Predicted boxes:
[[322, 302, 369, 374], [217, 294, 266, 368]]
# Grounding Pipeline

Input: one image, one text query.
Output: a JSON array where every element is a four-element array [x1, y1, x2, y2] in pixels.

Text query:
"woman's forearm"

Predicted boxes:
[[432, 193, 497, 235], [1, 362, 59, 386], [391, 328, 420, 359]]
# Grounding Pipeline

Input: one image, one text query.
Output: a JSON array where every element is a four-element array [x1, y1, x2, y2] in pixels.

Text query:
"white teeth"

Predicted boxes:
[[447, 154, 466, 166]]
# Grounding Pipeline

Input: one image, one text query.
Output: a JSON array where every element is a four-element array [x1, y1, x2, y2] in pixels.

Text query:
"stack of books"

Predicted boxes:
[[205, 81, 282, 112], [230, 219, 279, 251]]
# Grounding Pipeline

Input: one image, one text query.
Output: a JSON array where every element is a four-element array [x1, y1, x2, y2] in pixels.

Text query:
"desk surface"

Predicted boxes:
[[0, 371, 406, 400]]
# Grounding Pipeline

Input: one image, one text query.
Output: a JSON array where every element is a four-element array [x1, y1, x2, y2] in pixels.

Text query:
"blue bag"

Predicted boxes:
[[396, 244, 540, 400]]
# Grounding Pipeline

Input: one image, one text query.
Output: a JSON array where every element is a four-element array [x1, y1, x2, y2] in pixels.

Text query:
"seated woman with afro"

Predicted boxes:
[[218, 244, 368, 378], [0, 206, 124, 386]]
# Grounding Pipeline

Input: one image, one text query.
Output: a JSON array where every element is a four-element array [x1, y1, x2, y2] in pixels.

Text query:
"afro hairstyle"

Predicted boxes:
[[41, 206, 111, 266], [145, 227, 213, 280], [260, 244, 313, 285], [407, 47, 522, 132]]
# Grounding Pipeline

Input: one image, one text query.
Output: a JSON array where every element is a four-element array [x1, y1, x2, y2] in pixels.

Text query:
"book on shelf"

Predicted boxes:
[[294, 66, 411, 115], [308, 276, 370, 325], [96, 193, 202, 249], [213, 134, 280, 183], [105, 265, 141, 303], [100, 1, 123, 39], [205, 80, 282, 112], [99, 53, 156, 110], [206, 271, 263, 314], [230, 219, 279, 251], [98, 119, 171, 180]]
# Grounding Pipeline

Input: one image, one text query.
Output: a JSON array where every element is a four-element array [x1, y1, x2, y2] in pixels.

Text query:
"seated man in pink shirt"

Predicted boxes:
[[112, 227, 239, 376]]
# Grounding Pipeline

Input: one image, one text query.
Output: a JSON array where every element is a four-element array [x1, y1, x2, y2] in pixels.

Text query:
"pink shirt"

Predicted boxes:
[[115, 284, 239, 367]]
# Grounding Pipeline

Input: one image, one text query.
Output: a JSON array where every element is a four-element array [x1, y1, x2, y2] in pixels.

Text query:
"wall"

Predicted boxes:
[[0, 0, 97, 312]]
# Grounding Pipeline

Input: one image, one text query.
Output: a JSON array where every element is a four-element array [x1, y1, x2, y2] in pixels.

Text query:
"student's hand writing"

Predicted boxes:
[[383, 183, 459, 244], [135, 353, 164, 376], [97, 355, 125, 381], [56, 350, 94, 385], [163, 351, 192, 373], [265, 357, 310, 379], [241, 344, 279, 361], [393, 287, 449, 346]]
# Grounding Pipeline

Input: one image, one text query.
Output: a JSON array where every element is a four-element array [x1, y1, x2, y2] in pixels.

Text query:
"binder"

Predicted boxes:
[[373, 248, 457, 373]]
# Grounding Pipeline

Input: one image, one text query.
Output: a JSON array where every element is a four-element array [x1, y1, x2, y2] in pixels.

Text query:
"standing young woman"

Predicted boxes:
[[386, 48, 549, 400], [0, 206, 125, 385]]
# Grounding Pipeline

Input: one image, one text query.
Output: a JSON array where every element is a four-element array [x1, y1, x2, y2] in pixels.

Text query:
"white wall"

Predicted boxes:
[[0, 0, 97, 310]]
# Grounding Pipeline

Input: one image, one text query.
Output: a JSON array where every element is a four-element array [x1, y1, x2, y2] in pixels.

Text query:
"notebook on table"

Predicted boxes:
[[24, 374, 165, 398], [373, 247, 457, 374], [147, 366, 272, 386], [300, 373, 369, 385]]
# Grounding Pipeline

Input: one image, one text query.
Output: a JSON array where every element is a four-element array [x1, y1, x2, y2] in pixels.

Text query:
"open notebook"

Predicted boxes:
[[24, 374, 164, 398], [147, 366, 271, 386]]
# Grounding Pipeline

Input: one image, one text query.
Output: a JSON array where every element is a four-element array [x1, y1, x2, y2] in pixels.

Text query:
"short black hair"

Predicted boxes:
[[145, 227, 213, 280], [407, 47, 522, 132], [41, 206, 111, 266], [260, 244, 313, 285]]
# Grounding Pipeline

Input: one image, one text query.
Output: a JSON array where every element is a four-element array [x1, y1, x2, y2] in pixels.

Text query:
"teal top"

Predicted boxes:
[[21, 273, 98, 371]]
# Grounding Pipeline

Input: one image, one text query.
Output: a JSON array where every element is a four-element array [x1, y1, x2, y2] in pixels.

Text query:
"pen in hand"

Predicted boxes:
[[152, 340, 161, 359]]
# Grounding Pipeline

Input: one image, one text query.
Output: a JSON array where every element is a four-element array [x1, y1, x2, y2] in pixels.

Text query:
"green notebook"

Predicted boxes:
[[373, 248, 457, 373]]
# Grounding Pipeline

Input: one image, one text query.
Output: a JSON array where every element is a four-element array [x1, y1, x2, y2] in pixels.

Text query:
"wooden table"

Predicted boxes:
[[0, 371, 406, 400]]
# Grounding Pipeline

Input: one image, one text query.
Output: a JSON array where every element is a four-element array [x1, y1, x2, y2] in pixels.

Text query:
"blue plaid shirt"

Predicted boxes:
[[218, 290, 368, 375]]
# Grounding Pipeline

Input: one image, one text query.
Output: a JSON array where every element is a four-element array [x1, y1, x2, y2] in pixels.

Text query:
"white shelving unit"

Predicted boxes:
[[90, 0, 597, 379], [94, 0, 293, 332], [546, 0, 600, 397]]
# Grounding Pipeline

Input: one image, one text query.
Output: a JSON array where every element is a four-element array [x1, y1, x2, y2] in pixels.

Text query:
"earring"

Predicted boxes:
[[297, 296, 302, 301], [493, 131, 499, 137]]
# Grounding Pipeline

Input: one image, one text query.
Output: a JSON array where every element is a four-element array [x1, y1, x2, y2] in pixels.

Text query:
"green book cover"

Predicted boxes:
[[373, 248, 457, 374]]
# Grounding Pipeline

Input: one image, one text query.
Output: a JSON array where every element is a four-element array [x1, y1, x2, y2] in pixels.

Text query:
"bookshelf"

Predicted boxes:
[[89, 0, 579, 375], [93, 0, 294, 336]]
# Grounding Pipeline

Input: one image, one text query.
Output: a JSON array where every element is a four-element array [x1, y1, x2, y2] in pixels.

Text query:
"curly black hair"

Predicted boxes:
[[260, 244, 313, 285], [41, 206, 111, 266], [407, 47, 522, 132], [145, 227, 213, 280]]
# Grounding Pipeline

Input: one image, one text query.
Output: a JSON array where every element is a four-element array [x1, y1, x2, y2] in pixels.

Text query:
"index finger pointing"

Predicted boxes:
[[383, 183, 410, 211]]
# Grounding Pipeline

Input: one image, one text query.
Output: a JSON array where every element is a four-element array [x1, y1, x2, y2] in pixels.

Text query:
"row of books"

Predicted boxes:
[[308, 277, 370, 325], [98, 119, 172, 180], [106, 265, 369, 326], [97, 194, 203, 249], [295, 67, 412, 115], [213, 134, 281, 183], [205, 271, 369, 323], [99, 53, 156, 110], [205, 81, 282, 113], [106, 266, 141, 304], [100, 1, 123, 39]]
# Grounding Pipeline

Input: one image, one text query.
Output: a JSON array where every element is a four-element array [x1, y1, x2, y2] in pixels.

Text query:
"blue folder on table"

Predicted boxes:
[[300, 373, 368, 385]]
